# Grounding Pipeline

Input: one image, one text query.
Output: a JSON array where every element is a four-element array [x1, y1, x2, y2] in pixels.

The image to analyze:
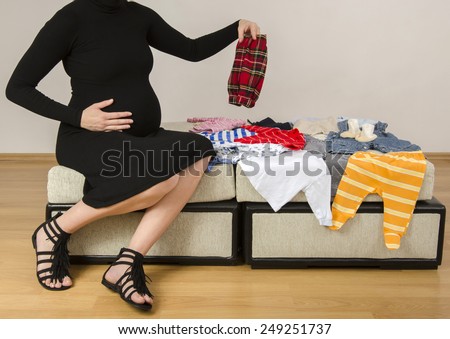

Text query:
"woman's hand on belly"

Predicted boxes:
[[80, 99, 134, 132]]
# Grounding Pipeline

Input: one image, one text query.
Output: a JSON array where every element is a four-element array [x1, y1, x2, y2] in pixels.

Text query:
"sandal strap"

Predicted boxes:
[[125, 289, 144, 302], [122, 283, 136, 297], [37, 258, 54, 265], [110, 259, 135, 267], [42, 212, 68, 245], [37, 267, 54, 276], [36, 250, 56, 256], [116, 270, 132, 288]]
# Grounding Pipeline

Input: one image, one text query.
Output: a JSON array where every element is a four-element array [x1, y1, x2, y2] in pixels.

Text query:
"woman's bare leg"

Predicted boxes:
[[129, 156, 211, 253], [103, 156, 211, 305]]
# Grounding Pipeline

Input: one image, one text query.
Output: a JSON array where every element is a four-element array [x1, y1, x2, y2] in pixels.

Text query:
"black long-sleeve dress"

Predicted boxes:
[[6, 0, 239, 208]]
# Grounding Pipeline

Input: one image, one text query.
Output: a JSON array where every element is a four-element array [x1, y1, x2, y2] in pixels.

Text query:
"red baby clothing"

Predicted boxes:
[[234, 125, 306, 150], [228, 35, 268, 108]]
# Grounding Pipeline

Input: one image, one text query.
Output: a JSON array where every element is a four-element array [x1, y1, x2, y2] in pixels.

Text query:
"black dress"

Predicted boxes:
[[6, 0, 239, 208]]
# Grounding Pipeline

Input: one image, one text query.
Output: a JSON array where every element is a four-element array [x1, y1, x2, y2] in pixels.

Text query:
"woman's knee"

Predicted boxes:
[[192, 156, 211, 174], [131, 175, 180, 208], [163, 174, 180, 192], [145, 174, 179, 197]]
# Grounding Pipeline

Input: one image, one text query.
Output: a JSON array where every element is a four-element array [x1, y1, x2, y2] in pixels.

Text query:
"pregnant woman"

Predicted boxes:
[[6, 0, 259, 311]]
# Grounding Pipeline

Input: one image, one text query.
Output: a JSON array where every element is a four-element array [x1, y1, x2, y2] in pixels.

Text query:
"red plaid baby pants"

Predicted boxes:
[[228, 34, 268, 108]]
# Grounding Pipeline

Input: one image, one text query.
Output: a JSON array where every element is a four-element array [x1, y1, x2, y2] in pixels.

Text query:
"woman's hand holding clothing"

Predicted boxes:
[[238, 19, 261, 42]]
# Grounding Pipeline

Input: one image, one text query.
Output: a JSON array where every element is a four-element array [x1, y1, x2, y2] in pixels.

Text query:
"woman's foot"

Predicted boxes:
[[102, 248, 153, 310], [32, 212, 72, 290]]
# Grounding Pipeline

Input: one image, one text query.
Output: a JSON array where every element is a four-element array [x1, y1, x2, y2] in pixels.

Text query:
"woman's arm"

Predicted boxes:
[[5, 9, 83, 127], [145, 8, 241, 62]]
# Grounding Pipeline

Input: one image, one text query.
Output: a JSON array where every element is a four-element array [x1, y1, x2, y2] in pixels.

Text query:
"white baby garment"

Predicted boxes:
[[239, 150, 332, 226]]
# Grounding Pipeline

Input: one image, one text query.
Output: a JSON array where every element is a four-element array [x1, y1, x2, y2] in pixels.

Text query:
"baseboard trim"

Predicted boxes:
[[424, 152, 450, 161], [0, 153, 56, 162]]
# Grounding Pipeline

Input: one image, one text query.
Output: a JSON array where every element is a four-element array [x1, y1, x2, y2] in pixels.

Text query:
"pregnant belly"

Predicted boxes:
[[69, 83, 162, 137]]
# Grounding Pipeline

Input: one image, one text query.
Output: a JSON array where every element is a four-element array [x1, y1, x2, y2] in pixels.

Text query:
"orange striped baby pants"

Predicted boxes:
[[331, 151, 426, 250]]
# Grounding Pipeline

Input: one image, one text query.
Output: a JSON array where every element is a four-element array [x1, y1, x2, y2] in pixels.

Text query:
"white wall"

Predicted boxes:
[[1, 0, 449, 152]]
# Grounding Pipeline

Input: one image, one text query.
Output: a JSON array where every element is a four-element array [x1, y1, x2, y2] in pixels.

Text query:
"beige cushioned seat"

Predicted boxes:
[[48, 164, 235, 204], [236, 160, 435, 203]]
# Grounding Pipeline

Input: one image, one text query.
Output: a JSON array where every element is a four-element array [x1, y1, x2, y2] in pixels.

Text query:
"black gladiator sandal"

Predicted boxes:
[[31, 211, 72, 291], [101, 247, 153, 311]]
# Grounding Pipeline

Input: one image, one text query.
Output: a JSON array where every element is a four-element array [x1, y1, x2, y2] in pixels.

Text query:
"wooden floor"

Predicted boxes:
[[0, 155, 449, 319]]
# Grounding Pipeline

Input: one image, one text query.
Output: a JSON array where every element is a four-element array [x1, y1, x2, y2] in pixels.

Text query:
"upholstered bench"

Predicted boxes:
[[236, 161, 446, 269], [46, 121, 446, 269], [47, 164, 239, 265]]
